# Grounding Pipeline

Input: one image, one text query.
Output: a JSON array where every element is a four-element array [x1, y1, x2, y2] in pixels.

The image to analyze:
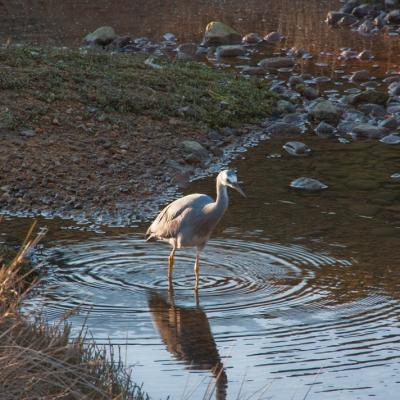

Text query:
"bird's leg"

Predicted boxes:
[[194, 252, 200, 291], [168, 247, 176, 286]]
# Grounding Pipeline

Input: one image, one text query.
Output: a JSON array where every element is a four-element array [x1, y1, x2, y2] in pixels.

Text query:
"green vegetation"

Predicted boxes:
[[0, 222, 147, 400], [0, 47, 275, 130]]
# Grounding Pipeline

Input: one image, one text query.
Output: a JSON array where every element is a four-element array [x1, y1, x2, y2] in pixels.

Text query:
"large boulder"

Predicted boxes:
[[310, 100, 342, 124], [84, 26, 117, 46], [258, 56, 295, 69], [202, 22, 241, 46]]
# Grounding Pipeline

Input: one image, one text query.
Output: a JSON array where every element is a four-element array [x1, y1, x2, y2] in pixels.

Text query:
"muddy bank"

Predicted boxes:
[[0, 48, 275, 225]]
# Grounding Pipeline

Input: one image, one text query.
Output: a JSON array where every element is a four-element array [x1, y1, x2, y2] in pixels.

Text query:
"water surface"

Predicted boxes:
[[1, 0, 400, 398]]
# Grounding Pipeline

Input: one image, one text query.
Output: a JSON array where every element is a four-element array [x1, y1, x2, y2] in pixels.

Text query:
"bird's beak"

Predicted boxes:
[[231, 182, 246, 198]]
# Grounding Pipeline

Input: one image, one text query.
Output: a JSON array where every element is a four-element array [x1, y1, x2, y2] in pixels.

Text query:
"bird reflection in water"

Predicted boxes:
[[148, 290, 227, 400]]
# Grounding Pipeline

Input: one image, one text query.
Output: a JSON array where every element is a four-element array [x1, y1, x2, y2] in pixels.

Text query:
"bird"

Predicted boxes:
[[145, 169, 246, 290]]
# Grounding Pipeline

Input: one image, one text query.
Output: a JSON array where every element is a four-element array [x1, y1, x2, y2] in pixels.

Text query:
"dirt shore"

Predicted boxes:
[[0, 48, 275, 224]]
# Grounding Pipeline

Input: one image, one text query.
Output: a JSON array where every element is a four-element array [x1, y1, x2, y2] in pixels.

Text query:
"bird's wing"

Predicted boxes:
[[147, 194, 213, 240]]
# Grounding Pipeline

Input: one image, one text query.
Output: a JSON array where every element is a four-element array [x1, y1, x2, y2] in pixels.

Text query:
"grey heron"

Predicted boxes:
[[146, 169, 246, 290]]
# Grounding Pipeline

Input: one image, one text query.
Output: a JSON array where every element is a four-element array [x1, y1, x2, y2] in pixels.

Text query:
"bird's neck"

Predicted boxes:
[[215, 178, 229, 213]]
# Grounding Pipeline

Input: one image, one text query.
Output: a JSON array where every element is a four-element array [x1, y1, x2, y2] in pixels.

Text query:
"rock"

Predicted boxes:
[[176, 43, 197, 60], [386, 0, 400, 9], [387, 103, 400, 113], [242, 32, 263, 44], [339, 49, 358, 60], [163, 32, 176, 42], [352, 123, 385, 138], [358, 50, 374, 60], [315, 121, 336, 137], [290, 177, 328, 191], [352, 4, 374, 18], [240, 66, 265, 76], [358, 19, 375, 34], [383, 75, 400, 84], [340, 1, 361, 14], [391, 172, 400, 179], [264, 31, 284, 43], [379, 117, 398, 130], [351, 69, 371, 82], [326, 11, 352, 25], [216, 45, 246, 57], [84, 26, 117, 46], [302, 86, 320, 100], [310, 100, 342, 124], [387, 9, 400, 23], [288, 75, 304, 87], [283, 141, 311, 156], [347, 89, 389, 106], [202, 21, 241, 46], [388, 81, 400, 96], [287, 47, 308, 58], [110, 36, 131, 50], [357, 103, 386, 117], [337, 14, 359, 26], [258, 57, 295, 69], [180, 140, 209, 164], [20, 129, 36, 137], [275, 100, 296, 114], [380, 133, 400, 144], [266, 122, 302, 136]]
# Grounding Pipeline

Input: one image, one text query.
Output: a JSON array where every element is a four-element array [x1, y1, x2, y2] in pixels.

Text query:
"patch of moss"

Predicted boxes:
[[0, 47, 276, 129]]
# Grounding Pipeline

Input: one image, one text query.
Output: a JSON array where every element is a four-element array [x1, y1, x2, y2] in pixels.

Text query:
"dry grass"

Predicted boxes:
[[0, 220, 147, 400]]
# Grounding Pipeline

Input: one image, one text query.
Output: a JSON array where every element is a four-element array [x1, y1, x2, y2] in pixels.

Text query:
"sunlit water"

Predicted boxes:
[[1, 0, 400, 398]]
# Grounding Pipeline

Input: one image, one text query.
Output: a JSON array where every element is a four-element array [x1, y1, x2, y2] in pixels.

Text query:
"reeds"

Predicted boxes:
[[0, 221, 146, 400]]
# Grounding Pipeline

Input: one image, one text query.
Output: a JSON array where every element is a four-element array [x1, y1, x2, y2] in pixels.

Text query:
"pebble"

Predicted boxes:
[[380, 134, 400, 144], [282, 141, 311, 156], [290, 177, 328, 191]]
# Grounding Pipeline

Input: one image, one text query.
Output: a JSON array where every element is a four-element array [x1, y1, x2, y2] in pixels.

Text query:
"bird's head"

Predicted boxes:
[[219, 170, 246, 197]]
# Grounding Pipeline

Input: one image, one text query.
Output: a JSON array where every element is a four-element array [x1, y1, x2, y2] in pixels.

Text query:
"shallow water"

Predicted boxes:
[[2, 0, 400, 398]]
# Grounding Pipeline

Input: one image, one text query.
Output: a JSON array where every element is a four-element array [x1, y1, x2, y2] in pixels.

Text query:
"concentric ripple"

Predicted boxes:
[[25, 234, 400, 399], [30, 235, 350, 319]]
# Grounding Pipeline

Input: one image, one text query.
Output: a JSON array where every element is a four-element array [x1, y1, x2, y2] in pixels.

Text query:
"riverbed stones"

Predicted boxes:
[[315, 121, 336, 137], [380, 133, 400, 144], [387, 9, 400, 23], [240, 66, 265, 76], [264, 31, 284, 43], [266, 122, 302, 136], [202, 21, 241, 46], [180, 140, 209, 164], [351, 70, 371, 82], [84, 26, 117, 46], [275, 100, 296, 114], [357, 103, 386, 116], [242, 32, 263, 44], [388, 81, 400, 96], [310, 100, 342, 124], [352, 123, 385, 138], [283, 141, 311, 156], [358, 50, 374, 60], [290, 177, 328, 191], [347, 89, 389, 105], [258, 57, 295, 69], [176, 43, 197, 60], [326, 11, 352, 25], [216, 45, 246, 57], [379, 117, 399, 130]]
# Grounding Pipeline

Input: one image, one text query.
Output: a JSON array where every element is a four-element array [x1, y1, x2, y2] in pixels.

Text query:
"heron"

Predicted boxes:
[[145, 169, 246, 290]]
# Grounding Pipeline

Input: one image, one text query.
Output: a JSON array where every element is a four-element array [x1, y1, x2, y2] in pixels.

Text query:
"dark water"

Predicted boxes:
[[1, 0, 400, 399]]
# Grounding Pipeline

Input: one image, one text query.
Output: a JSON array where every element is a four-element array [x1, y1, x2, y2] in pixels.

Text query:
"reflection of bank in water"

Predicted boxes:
[[148, 290, 227, 399]]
